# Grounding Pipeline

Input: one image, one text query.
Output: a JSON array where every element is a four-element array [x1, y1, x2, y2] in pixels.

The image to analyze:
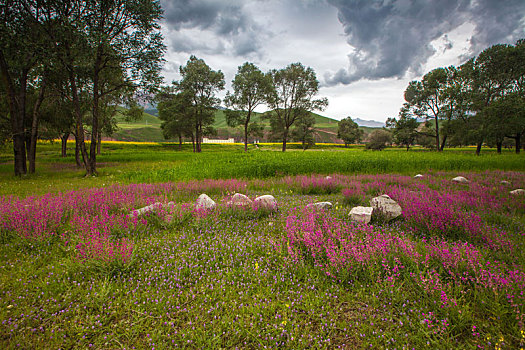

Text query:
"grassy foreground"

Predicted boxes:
[[0, 143, 524, 348]]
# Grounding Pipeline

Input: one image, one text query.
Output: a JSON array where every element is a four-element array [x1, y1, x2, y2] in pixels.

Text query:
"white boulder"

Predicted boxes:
[[510, 189, 525, 195], [349, 206, 373, 224], [324, 176, 332, 180], [500, 180, 511, 185], [196, 194, 216, 211], [229, 193, 253, 208], [307, 202, 333, 210], [452, 176, 469, 184], [253, 195, 277, 212], [414, 174, 424, 178], [370, 194, 402, 221]]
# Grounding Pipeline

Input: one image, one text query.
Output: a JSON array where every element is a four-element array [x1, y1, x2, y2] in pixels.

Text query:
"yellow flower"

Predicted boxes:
[[285, 303, 290, 308]]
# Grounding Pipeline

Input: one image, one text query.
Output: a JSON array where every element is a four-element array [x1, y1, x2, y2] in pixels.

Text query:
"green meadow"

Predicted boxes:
[[1, 142, 524, 349]]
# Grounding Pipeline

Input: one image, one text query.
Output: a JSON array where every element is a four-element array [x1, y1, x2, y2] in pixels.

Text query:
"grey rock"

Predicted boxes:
[[196, 194, 216, 211], [349, 206, 373, 224], [370, 194, 402, 221], [229, 193, 253, 208], [414, 174, 423, 178], [131, 202, 163, 217], [452, 176, 469, 184], [307, 202, 333, 210], [510, 189, 525, 195], [500, 180, 511, 185], [254, 195, 277, 212]]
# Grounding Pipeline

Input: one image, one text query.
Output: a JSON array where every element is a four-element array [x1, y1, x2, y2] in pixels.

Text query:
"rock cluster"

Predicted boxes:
[[348, 194, 402, 224]]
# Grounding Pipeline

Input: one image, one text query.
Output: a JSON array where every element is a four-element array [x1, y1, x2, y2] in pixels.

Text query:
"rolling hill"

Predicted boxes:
[[110, 107, 378, 143]]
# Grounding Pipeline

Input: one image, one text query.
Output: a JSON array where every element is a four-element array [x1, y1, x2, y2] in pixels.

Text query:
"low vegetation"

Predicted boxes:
[[0, 143, 524, 348]]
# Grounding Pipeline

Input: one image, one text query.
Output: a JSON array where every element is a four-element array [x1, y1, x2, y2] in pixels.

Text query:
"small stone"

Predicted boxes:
[[414, 174, 423, 178], [500, 180, 511, 185], [370, 194, 402, 221], [131, 202, 163, 217], [510, 189, 525, 195], [229, 193, 253, 208], [196, 194, 216, 211], [452, 176, 469, 184], [307, 202, 333, 210], [254, 195, 277, 212], [324, 176, 332, 180], [349, 206, 373, 224]]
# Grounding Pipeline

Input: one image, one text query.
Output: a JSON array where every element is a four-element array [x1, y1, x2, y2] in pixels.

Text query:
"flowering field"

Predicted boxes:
[[1, 171, 525, 348]]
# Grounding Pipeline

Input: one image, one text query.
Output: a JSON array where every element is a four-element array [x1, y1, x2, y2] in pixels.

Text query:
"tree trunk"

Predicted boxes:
[[74, 134, 81, 167], [244, 121, 249, 152], [516, 134, 521, 154], [97, 131, 101, 155], [195, 122, 202, 153], [61, 132, 69, 157], [25, 133, 31, 162], [434, 115, 440, 152], [440, 134, 447, 152], [88, 47, 103, 176], [67, 55, 89, 172], [28, 78, 46, 174], [282, 127, 289, 152], [496, 141, 502, 154], [178, 134, 182, 150], [0, 51, 28, 176], [476, 141, 482, 156]]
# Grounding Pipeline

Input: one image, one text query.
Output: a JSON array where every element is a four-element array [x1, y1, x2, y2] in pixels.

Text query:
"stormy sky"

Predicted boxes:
[[160, 0, 525, 122]]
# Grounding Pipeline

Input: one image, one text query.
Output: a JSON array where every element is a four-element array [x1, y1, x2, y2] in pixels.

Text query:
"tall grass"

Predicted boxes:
[[121, 150, 525, 183]]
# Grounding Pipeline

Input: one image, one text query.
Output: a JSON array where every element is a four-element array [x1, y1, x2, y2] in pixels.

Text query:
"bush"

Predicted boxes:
[[366, 129, 392, 150]]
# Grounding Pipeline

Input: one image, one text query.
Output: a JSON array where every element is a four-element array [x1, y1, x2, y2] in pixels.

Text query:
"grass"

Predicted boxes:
[[1, 141, 524, 198], [0, 170, 524, 348]]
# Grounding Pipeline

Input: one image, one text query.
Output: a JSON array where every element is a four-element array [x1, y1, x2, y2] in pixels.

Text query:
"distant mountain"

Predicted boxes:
[[353, 118, 384, 128]]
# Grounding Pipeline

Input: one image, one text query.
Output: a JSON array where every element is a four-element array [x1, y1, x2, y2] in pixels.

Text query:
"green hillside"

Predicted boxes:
[[110, 107, 374, 143]]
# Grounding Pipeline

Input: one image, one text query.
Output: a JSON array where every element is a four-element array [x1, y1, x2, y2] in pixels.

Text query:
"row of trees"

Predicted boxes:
[[156, 58, 327, 152], [0, 0, 165, 176], [387, 39, 525, 154]]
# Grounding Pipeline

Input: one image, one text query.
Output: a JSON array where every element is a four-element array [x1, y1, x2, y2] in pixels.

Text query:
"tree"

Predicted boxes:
[[156, 87, 194, 150], [291, 112, 316, 150], [366, 129, 392, 150], [337, 117, 363, 147], [404, 68, 448, 151], [224, 62, 272, 151], [467, 44, 514, 155], [266, 63, 327, 152], [35, 0, 165, 176], [176, 56, 224, 153], [386, 112, 419, 151], [0, 1, 48, 175]]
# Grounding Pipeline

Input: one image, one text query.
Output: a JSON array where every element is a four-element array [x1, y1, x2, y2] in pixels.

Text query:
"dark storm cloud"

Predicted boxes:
[[324, 0, 525, 86], [161, 0, 264, 56]]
